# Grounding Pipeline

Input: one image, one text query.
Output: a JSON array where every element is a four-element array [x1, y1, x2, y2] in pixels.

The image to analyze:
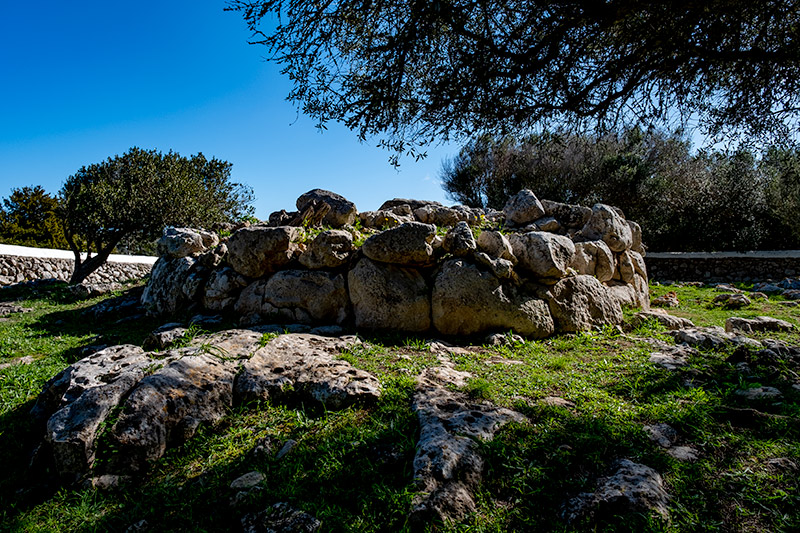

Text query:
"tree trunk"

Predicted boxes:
[[68, 236, 123, 285]]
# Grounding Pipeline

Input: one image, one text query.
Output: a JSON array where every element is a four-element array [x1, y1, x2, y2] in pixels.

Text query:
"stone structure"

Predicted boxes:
[[645, 250, 800, 282], [141, 190, 649, 338], [0, 245, 154, 286]]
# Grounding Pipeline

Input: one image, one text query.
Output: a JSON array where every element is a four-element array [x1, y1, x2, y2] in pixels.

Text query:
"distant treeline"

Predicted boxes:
[[441, 129, 800, 252]]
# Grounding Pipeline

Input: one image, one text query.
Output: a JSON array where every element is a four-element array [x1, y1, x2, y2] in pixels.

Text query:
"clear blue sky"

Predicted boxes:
[[0, 1, 458, 218]]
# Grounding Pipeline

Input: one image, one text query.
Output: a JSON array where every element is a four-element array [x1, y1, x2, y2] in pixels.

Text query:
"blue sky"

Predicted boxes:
[[0, 1, 458, 218]]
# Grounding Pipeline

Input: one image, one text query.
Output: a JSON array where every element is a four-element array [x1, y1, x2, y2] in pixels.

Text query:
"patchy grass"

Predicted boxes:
[[0, 280, 798, 532]]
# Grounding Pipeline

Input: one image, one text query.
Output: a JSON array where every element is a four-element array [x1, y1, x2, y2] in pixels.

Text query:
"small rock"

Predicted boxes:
[[734, 386, 783, 401], [666, 446, 698, 462], [651, 292, 679, 308], [241, 502, 321, 533], [442, 221, 476, 257], [275, 440, 298, 461], [230, 471, 265, 490], [725, 316, 794, 334], [631, 310, 694, 331], [714, 293, 751, 308], [142, 323, 187, 351], [764, 457, 798, 472], [643, 423, 678, 449], [541, 396, 575, 409]]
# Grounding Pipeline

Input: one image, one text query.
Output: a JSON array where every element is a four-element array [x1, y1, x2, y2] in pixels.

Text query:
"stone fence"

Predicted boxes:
[[142, 189, 650, 339], [0, 244, 155, 286], [644, 251, 800, 282]]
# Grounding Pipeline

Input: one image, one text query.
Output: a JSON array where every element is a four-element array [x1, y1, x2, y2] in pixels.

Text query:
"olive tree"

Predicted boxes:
[[60, 147, 254, 284]]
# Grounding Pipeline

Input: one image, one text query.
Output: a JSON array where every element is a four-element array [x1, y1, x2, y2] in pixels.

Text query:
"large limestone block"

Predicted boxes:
[[203, 267, 248, 311], [298, 230, 354, 269], [581, 204, 633, 252], [235, 334, 380, 409], [571, 241, 615, 282], [503, 189, 545, 225], [108, 353, 239, 472], [361, 222, 436, 266], [141, 256, 196, 316], [432, 259, 554, 337], [264, 270, 349, 325], [227, 226, 304, 278], [348, 257, 431, 331], [296, 189, 357, 227], [508, 231, 575, 278], [547, 275, 623, 332]]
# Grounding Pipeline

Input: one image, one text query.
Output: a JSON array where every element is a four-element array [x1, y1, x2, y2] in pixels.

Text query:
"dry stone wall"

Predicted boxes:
[[645, 251, 800, 282], [0, 249, 153, 286], [142, 189, 650, 338]]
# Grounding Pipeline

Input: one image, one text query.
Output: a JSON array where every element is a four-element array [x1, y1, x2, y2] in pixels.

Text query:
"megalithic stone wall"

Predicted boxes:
[[0, 244, 155, 286], [142, 189, 650, 338]]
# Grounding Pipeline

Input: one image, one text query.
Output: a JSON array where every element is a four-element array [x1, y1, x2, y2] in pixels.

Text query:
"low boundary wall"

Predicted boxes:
[[645, 251, 800, 282], [0, 244, 156, 286]]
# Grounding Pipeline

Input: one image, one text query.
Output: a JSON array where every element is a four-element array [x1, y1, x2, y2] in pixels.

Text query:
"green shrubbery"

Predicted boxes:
[[442, 129, 800, 251]]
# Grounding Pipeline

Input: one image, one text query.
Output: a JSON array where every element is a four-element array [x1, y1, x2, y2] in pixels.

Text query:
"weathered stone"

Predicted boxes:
[[541, 199, 592, 228], [735, 386, 783, 401], [571, 241, 615, 282], [534, 216, 561, 232], [142, 323, 187, 351], [35, 345, 154, 477], [474, 252, 514, 279], [296, 189, 357, 228], [714, 293, 751, 308], [241, 502, 321, 533], [628, 220, 644, 254], [0, 303, 33, 316], [410, 369, 525, 525], [508, 232, 575, 278], [442, 221, 477, 257], [547, 275, 623, 333], [197, 243, 228, 269], [235, 334, 380, 409], [379, 198, 443, 212], [141, 256, 196, 316], [671, 326, 761, 350], [348, 258, 430, 331], [298, 230, 353, 270], [617, 251, 636, 283], [581, 204, 633, 252], [234, 270, 349, 325], [631, 310, 694, 331], [503, 189, 545, 225], [230, 471, 265, 490], [644, 423, 679, 448], [432, 259, 554, 337], [651, 292, 679, 308], [226, 226, 304, 278], [361, 222, 436, 266], [476, 231, 516, 263], [69, 282, 122, 300], [358, 210, 410, 229], [725, 316, 795, 334], [108, 353, 239, 472], [157, 227, 217, 258], [563, 459, 670, 522], [203, 267, 248, 311]]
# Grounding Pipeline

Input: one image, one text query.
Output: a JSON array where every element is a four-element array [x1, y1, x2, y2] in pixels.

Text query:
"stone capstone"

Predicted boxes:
[[235, 334, 380, 409], [296, 189, 357, 228], [547, 275, 624, 333], [348, 258, 431, 331], [226, 226, 305, 278], [432, 259, 554, 337]]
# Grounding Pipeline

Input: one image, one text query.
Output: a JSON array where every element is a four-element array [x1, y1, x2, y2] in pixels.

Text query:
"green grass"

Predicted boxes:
[[0, 280, 798, 532]]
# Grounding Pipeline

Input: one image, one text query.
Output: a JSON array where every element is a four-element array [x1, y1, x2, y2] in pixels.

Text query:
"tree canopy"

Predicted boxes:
[[0, 186, 67, 249], [228, 0, 800, 157], [60, 147, 254, 284]]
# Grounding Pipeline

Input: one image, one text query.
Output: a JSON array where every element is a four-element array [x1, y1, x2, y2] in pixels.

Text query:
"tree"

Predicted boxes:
[[227, 0, 800, 158], [440, 128, 798, 251], [0, 185, 67, 249], [60, 147, 254, 284]]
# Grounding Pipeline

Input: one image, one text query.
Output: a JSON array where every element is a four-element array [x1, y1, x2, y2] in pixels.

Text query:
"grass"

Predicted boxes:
[[0, 279, 798, 532]]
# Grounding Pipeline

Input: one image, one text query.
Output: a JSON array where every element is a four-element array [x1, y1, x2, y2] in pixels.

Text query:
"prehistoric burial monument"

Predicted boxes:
[[32, 189, 651, 525], [142, 188, 649, 336]]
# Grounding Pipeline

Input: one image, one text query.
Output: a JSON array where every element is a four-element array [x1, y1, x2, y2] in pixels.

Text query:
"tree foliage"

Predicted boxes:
[[60, 147, 254, 284], [441, 129, 800, 251], [228, 0, 800, 158], [0, 186, 67, 249]]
